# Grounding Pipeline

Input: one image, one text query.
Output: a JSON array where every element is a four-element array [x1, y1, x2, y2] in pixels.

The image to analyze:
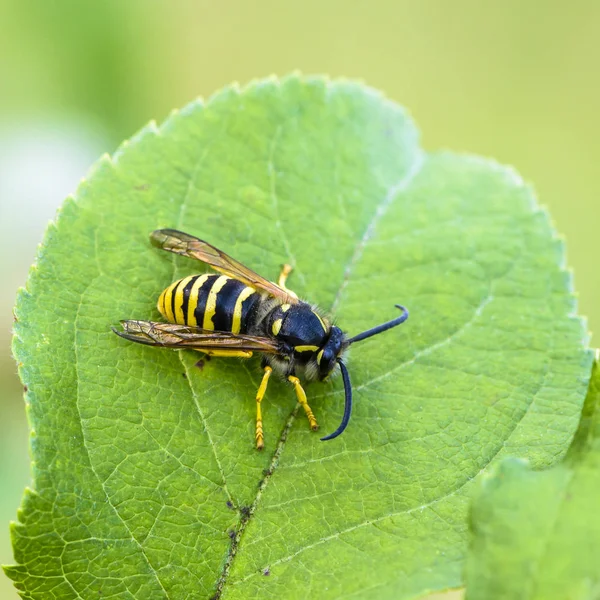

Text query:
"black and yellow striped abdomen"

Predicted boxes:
[[158, 274, 260, 333]]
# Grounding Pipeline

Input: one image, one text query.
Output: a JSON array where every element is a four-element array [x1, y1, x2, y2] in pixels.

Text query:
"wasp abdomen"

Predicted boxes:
[[158, 274, 260, 333]]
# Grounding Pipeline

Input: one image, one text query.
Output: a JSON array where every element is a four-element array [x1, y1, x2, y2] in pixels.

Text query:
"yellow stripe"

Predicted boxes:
[[295, 345, 319, 353], [163, 281, 178, 322], [232, 286, 255, 334], [313, 310, 328, 332], [316, 349, 324, 364], [157, 289, 167, 318], [272, 318, 283, 336], [203, 275, 230, 330], [187, 274, 210, 326], [173, 276, 194, 324], [281, 303, 291, 313]]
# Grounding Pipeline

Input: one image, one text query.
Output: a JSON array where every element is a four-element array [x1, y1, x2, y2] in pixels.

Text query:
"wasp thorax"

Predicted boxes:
[[268, 304, 329, 351]]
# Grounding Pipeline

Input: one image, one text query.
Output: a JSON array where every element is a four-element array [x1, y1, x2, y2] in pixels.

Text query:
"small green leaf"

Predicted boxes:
[[466, 357, 600, 600], [4, 75, 593, 599]]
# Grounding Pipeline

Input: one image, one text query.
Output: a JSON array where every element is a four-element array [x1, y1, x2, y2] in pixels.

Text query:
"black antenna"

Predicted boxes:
[[320, 304, 409, 441], [347, 305, 409, 344], [320, 359, 353, 442]]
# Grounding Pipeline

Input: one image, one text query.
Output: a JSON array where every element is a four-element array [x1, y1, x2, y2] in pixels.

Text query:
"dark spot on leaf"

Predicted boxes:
[[226, 500, 234, 509], [134, 183, 150, 191], [204, 354, 211, 361], [258, 467, 273, 486], [240, 185, 265, 204], [195, 359, 205, 370], [228, 529, 236, 540], [23, 385, 28, 392], [263, 567, 270, 576], [240, 505, 251, 518], [182, 372, 187, 378]]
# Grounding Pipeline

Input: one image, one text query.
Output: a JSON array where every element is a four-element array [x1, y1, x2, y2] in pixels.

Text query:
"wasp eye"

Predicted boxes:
[[317, 326, 344, 380], [318, 349, 335, 379]]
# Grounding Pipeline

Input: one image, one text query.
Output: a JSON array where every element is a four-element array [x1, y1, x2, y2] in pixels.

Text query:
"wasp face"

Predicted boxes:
[[317, 326, 346, 380]]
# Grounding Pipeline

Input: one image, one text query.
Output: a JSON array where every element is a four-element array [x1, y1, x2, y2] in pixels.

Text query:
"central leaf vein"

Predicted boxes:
[[215, 145, 428, 593]]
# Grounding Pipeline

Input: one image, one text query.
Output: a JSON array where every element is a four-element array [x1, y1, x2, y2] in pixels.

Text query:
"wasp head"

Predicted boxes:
[[316, 326, 347, 380]]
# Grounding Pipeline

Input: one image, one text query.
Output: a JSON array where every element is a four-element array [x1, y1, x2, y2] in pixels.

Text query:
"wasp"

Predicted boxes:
[[113, 230, 409, 449]]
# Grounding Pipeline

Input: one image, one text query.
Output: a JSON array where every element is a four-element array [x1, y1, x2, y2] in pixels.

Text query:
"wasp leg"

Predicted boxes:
[[288, 376, 319, 431], [255, 366, 273, 450], [278, 264, 294, 290], [195, 350, 253, 358]]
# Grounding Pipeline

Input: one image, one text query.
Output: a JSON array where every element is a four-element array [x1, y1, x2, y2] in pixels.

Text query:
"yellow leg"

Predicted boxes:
[[278, 264, 293, 289], [195, 349, 253, 358], [255, 366, 272, 450], [288, 376, 319, 431]]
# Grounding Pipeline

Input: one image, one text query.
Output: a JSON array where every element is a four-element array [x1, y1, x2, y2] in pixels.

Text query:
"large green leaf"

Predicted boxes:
[[4, 75, 592, 599], [466, 356, 600, 599]]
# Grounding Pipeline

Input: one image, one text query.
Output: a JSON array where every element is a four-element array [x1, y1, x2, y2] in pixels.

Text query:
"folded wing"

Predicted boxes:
[[113, 320, 281, 353], [150, 229, 299, 304]]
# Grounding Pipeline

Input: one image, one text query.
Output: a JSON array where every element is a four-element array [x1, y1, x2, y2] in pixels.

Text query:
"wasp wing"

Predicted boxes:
[[150, 229, 299, 304], [113, 320, 281, 353]]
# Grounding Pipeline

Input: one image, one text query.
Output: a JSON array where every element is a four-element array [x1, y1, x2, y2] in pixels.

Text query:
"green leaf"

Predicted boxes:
[[466, 356, 600, 600], [4, 75, 592, 599]]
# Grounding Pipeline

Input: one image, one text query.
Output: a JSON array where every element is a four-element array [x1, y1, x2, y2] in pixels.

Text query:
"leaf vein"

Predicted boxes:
[[330, 150, 426, 313], [268, 124, 306, 286]]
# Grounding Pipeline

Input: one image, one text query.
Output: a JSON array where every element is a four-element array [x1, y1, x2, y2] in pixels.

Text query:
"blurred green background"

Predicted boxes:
[[1, 1, 598, 597]]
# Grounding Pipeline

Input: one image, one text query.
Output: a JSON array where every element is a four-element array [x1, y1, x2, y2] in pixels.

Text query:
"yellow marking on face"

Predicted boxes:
[[203, 275, 230, 330], [316, 349, 324, 364], [173, 276, 194, 324], [295, 345, 319, 353], [186, 274, 210, 326], [232, 286, 256, 334], [281, 303, 291, 313], [272, 318, 283, 336]]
